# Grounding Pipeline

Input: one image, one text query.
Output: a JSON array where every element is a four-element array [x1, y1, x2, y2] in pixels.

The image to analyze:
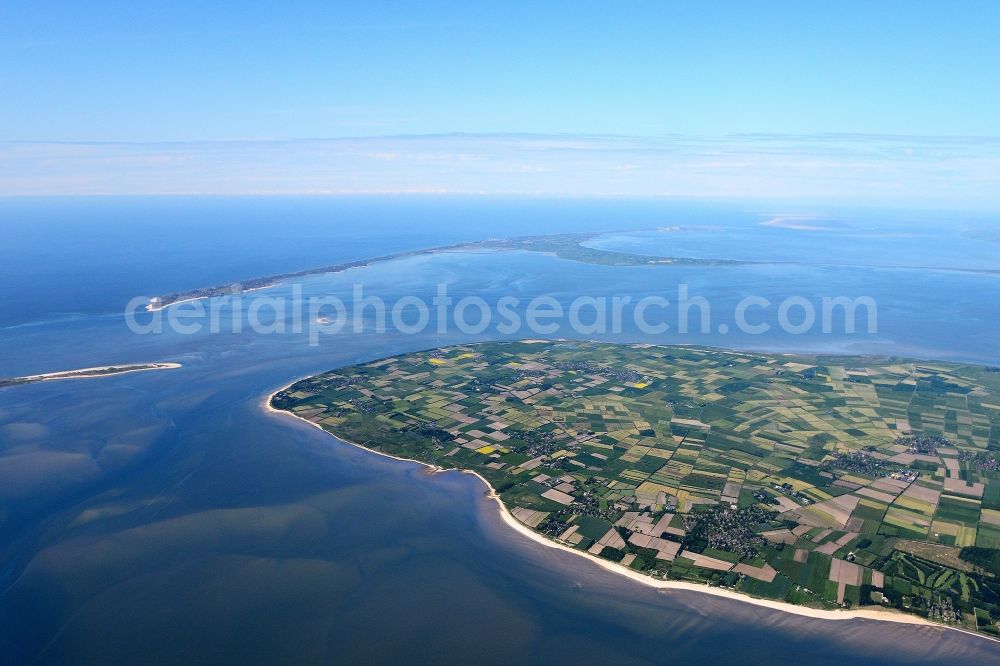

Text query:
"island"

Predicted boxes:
[[0, 362, 181, 388], [146, 228, 997, 311], [270, 340, 1000, 635], [145, 231, 744, 309]]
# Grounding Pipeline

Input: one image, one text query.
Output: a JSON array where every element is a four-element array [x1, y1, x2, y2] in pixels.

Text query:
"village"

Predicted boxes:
[[272, 340, 1000, 634]]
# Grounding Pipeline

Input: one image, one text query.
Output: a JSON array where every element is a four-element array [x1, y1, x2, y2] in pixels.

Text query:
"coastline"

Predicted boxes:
[[260, 380, 995, 640], [146, 296, 209, 312], [145, 286, 273, 312], [143, 242, 481, 311], [5, 362, 182, 385], [143, 229, 1000, 314]]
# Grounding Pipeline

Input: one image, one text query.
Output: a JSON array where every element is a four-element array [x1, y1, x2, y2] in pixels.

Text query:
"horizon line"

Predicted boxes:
[[4, 130, 1000, 146]]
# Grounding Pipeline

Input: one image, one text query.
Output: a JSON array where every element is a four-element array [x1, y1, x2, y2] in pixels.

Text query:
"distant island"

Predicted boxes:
[[145, 228, 997, 311], [269, 340, 1000, 635], [0, 362, 181, 388], [145, 231, 746, 309]]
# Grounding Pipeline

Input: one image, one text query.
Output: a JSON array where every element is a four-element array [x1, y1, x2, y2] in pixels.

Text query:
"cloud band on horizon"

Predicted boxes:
[[2, 133, 998, 210]]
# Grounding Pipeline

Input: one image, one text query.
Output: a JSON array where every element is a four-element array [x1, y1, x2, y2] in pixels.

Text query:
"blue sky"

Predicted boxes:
[[1, 1, 999, 204]]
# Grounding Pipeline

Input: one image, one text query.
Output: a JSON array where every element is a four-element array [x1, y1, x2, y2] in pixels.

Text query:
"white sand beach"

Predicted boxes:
[[10, 362, 181, 383], [261, 381, 994, 640]]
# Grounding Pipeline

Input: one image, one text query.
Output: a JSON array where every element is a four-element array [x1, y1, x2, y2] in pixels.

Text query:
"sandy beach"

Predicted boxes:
[[261, 381, 996, 642], [9, 362, 182, 383], [145, 285, 274, 312], [146, 296, 208, 312], [760, 216, 838, 231]]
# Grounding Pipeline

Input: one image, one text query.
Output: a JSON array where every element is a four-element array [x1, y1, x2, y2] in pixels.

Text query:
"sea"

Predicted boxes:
[[1, 196, 999, 663]]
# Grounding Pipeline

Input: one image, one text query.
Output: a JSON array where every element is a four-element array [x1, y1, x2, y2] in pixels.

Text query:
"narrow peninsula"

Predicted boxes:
[[145, 228, 997, 311], [145, 230, 745, 309]]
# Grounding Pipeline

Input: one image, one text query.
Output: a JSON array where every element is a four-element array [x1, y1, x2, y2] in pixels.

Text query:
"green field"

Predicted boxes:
[[271, 340, 1000, 633], [484, 233, 747, 267]]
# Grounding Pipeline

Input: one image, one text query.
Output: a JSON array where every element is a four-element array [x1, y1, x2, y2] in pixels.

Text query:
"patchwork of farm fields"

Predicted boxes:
[[272, 340, 1000, 633]]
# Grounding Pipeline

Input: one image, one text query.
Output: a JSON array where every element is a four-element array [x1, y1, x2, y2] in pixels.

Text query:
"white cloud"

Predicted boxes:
[[1, 133, 998, 209]]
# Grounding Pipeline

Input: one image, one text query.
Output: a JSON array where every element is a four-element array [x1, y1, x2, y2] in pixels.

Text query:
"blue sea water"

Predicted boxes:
[[584, 211, 1000, 270], [0, 196, 759, 329], [1, 197, 999, 663]]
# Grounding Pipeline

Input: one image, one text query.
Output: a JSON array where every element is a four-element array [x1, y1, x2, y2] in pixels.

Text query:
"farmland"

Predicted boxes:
[[271, 340, 1000, 633]]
